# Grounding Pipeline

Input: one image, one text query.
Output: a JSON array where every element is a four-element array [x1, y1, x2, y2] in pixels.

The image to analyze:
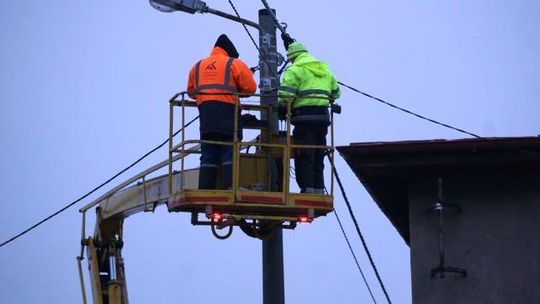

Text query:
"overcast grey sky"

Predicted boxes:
[[1, 1, 539, 303]]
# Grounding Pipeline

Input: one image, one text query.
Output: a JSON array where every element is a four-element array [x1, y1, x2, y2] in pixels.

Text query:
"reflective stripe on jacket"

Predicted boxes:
[[187, 47, 256, 105], [279, 53, 340, 109]]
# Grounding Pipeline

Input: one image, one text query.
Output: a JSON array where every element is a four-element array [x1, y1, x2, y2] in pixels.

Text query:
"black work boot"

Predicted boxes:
[[198, 166, 218, 190], [221, 164, 233, 190]]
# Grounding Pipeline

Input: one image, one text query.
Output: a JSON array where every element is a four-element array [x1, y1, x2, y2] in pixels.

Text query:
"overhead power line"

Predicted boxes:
[[337, 81, 483, 138], [331, 157, 393, 304], [337, 82, 540, 157], [333, 208, 378, 303], [0, 116, 200, 248]]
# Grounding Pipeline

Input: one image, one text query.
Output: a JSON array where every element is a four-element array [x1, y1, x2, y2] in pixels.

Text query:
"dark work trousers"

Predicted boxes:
[[198, 99, 239, 190], [293, 125, 328, 192], [200, 142, 233, 168], [199, 141, 233, 190]]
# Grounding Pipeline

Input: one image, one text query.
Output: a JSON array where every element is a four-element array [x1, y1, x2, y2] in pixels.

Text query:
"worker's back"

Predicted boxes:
[[186, 34, 256, 190]]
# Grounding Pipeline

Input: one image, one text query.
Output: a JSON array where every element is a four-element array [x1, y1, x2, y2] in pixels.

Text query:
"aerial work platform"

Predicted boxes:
[[77, 92, 338, 303], [167, 92, 336, 234]]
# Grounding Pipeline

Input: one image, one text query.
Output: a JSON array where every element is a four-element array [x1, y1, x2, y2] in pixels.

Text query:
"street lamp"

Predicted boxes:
[[149, 0, 260, 29], [149, 0, 207, 14]]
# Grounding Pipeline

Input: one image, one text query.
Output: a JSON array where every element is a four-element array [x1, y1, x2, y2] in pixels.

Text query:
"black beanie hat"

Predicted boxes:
[[214, 34, 239, 58]]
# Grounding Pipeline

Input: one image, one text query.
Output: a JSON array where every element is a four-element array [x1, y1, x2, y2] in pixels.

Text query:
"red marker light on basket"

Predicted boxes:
[[298, 216, 310, 223], [212, 213, 222, 221]]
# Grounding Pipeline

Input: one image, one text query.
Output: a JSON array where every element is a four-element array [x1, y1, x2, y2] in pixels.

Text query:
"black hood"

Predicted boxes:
[[214, 34, 239, 58]]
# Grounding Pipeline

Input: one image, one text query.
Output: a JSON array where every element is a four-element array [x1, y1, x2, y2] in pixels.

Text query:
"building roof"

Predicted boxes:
[[336, 136, 540, 245]]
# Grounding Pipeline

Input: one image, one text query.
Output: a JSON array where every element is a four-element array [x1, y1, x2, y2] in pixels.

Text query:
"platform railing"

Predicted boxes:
[[168, 92, 335, 205]]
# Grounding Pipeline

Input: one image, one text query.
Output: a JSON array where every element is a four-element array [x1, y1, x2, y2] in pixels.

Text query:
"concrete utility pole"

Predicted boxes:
[[258, 9, 285, 304]]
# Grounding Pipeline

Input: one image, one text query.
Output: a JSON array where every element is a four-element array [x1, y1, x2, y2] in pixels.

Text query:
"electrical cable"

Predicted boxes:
[[337, 81, 482, 139], [0, 116, 200, 248], [338, 82, 540, 156], [330, 155, 393, 304], [227, 0, 279, 80], [333, 207, 378, 303], [278, 59, 289, 77], [260, 0, 287, 35]]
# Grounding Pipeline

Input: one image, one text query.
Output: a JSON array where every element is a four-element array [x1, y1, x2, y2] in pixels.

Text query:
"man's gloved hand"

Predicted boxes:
[[281, 33, 295, 50], [277, 104, 287, 121]]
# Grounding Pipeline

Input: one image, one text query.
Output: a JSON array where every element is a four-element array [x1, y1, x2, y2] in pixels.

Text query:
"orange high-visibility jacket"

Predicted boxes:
[[187, 47, 256, 105]]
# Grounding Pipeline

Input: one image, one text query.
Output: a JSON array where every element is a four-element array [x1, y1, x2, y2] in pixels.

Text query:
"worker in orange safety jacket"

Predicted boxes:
[[187, 34, 257, 190]]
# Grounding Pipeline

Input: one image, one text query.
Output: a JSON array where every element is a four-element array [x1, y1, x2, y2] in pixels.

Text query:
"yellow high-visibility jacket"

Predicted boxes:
[[279, 53, 340, 109]]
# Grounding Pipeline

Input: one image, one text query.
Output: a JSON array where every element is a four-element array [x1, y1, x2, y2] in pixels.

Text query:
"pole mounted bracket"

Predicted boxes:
[[275, 52, 285, 66], [427, 201, 463, 213], [431, 265, 467, 279], [428, 177, 467, 279], [262, 33, 272, 46], [426, 177, 463, 213], [260, 77, 272, 92]]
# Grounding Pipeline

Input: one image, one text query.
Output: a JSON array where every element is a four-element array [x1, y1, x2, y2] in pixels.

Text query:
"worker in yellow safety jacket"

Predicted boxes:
[[278, 36, 341, 194]]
